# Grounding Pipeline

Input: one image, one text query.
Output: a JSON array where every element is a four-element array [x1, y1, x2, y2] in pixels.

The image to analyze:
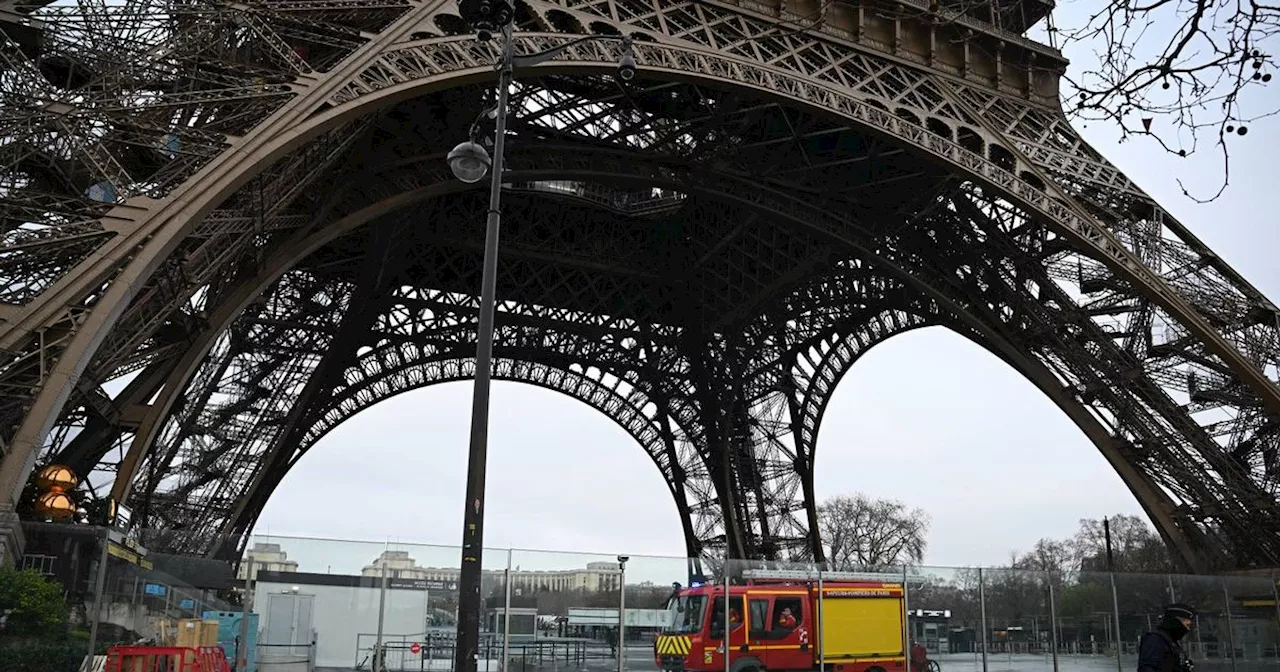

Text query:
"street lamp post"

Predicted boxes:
[[448, 5, 636, 672], [617, 555, 629, 672]]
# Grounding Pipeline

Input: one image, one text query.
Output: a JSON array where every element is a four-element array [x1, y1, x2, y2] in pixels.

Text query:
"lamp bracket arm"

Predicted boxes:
[[510, 34, 632, 69]]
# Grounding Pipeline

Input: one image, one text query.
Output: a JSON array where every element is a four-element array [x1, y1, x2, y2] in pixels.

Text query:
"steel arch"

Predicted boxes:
[[102, 138, 1241, 567], [4, 8, 1275, 476], [788, 312, 1213, 571], [2, 0, 1278, 569], [221, 355, 708, 557]]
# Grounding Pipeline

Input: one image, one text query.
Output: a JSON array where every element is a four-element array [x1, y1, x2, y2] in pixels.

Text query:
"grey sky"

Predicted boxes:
[[252, 8, 1280, 571]]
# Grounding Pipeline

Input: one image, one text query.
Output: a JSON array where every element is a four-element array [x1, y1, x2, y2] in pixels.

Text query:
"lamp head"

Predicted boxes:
[[448, 141, 491, 183], [459, 0, 513, 37], [617, 38, 636, 81]]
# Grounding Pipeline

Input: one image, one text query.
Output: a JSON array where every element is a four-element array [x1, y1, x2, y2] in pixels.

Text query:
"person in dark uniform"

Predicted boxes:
[[1138, 604, 1196, 672]]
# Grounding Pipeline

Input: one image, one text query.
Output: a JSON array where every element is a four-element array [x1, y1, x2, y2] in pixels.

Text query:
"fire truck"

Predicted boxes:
[[654, 570, 909, 672]]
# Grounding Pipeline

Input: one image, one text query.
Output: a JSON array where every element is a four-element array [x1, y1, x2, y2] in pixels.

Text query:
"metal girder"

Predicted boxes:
[[2, 0, 1280, 569], [96, 128, 1270, 567]]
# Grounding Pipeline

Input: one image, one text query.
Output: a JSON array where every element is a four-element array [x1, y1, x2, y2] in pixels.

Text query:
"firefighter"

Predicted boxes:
[[1138, 604, 1196, 672], [911, 641, 930, 672], [777, 607, 797, 629], [606, 626, 618, 657]]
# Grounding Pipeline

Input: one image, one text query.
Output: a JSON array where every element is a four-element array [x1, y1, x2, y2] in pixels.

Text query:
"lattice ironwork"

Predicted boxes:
[[2, 0, 1279, 570]]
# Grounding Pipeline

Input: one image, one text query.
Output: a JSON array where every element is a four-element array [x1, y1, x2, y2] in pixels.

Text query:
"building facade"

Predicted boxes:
[[360, 551, 621, 593], [238, 542, 300, 581]]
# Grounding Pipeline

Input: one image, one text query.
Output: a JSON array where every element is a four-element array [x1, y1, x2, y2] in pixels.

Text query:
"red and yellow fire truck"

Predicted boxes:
[[654, 570, 908, 672]]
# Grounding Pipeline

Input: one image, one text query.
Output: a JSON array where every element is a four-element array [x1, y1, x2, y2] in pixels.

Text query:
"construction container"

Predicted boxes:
[[203, 610, 259, 672]]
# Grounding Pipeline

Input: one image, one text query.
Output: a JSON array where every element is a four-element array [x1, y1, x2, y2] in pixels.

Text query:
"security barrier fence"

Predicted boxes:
[[6, 528, 1280, 672]]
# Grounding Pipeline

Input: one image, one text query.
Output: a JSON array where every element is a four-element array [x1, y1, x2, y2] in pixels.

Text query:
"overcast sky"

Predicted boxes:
[[250, 7, 1280, 574]]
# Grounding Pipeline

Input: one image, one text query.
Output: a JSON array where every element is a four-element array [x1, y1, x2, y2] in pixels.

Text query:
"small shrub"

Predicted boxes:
[[0, 566, 69, 638], [0, 640, 85, 672]]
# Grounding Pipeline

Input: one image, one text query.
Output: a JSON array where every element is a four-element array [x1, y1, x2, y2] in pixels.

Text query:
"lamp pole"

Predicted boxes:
[[454, 20, 514, 672], [448, 14, 635, 672], [617, 555, 629, 672]]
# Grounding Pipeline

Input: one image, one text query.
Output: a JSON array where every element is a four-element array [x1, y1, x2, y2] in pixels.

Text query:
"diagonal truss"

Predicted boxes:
[[1, 0, 1278, 569]]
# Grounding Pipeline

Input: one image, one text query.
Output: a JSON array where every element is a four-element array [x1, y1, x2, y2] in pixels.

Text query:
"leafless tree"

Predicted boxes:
[[1011, 537, 1076, 575], [1007, 515, 1173, 573], [1054, 0, 1280, 200], [818, 494, 930, 569], [1071, 514, 1174, 572]]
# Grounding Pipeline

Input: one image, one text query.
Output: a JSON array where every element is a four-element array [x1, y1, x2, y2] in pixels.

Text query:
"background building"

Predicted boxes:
[[908, 609, 952, 655], [564, 607, 667, 642], [238, 542, 300, 581], [360, 551, 621, 593]]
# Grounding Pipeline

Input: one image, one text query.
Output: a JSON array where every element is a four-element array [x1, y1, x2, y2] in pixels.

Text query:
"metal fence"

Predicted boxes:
[[15, 529, 1280, 672]]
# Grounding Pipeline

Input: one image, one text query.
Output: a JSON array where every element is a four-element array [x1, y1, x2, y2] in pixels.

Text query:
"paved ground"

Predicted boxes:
[[315, 646, 1279, 672], [935, 653, 1271, 672], [506, 649, 1278, 672]]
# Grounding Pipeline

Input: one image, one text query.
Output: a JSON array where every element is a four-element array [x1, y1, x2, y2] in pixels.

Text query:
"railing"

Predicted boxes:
[[360, 634, 600, 672], [103, 646, 230, 672], [506, 180, 686, 215], [257, 642, 314, 672]]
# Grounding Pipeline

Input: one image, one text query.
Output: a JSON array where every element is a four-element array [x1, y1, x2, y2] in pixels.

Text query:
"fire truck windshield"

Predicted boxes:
[[665, 594, 707, 634]]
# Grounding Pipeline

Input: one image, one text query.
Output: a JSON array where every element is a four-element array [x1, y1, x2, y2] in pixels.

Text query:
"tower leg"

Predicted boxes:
[[0, 502, 25, 567]]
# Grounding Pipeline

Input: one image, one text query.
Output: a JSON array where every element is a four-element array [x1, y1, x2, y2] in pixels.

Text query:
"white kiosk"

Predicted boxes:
[[254, 570, 431, 669]]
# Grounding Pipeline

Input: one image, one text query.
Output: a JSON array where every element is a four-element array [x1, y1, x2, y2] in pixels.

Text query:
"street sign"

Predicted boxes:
[[389, 578, 460, 592], [388, 578, 430, 591], [410, 643, 421, 655]]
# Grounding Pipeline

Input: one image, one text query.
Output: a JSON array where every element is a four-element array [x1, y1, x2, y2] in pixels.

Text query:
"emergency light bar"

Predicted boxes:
[[741, 569, 929, 584]]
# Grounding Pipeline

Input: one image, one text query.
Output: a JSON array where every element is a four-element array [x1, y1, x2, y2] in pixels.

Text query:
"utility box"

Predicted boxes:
[[204, 611, 259, 672]]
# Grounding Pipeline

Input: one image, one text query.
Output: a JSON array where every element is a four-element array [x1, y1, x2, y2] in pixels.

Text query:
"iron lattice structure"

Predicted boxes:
[[1, 0, 1279, 570]]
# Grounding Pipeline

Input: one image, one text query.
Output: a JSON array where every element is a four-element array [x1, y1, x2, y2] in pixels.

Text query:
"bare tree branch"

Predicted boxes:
[[818, 494, 930, 569], [1053, 0, 1280, 200], [1010, 514, 1174, 573]]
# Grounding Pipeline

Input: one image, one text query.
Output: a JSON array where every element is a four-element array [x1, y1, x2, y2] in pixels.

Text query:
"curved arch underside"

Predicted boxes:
[[2, 0, 1280, 570]]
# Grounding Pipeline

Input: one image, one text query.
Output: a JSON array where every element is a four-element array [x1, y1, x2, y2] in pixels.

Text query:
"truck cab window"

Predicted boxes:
[[749, 599, 771, 637], [773, 597, 802, 630], [709, 596, 745, 638], [666, 594, 706, 634]]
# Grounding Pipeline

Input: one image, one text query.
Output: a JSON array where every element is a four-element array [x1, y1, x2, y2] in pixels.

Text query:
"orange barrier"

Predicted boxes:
[[103, 646, 230, 672]]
